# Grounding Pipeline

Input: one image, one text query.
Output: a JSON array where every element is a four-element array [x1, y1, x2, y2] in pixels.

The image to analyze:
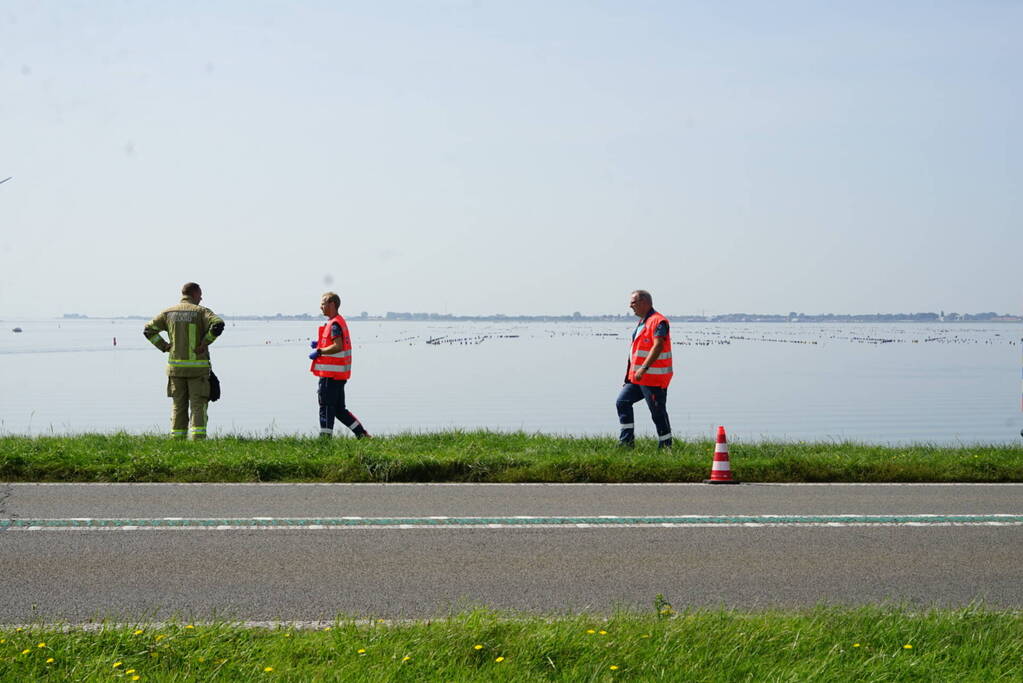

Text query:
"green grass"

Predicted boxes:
[[1, 431, 1021, 483], [1, 607, 1021, 681]]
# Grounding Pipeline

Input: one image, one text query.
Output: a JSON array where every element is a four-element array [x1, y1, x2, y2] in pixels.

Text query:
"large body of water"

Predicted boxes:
[[1, 319, 1020, 445]]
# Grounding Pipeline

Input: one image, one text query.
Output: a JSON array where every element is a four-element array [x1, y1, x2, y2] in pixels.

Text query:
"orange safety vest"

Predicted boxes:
[[310, 315, 352, 380], [628, 311, 673, 388]]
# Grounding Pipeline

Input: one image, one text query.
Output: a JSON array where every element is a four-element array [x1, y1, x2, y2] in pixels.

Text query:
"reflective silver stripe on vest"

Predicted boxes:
[[314, 363, 351, 373], [634, 350, 671, 359], [633, 365, 673, 375], [321, 350, 352, 358]]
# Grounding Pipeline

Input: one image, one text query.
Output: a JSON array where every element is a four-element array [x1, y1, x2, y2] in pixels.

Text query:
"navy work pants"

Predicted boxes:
[[616, 382, 672, 447], [317, 377, 367, 437]]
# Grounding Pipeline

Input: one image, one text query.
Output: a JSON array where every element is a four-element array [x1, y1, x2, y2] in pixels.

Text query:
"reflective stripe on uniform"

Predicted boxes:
[[168, 359, 211, 367], [321, 349, 352, 358], [313, 363, 351, 373], [320, 428, 333, 435], [632, 365, 673, 375], [634, 350, 672, 359], [658, 433, 673, 442], [147, 334, 163, 344], [188, 324, 197, 361], [619, 423, 635, 429]]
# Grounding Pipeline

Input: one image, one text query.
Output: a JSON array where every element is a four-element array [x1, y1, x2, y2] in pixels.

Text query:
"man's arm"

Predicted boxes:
[[319, 322, 346, 355], [143, 313, 170, 353], [632, 337, 665, 381], [195, 310, 225, 355]]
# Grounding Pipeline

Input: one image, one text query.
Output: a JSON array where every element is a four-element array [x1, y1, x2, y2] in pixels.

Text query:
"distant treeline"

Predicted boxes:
[[65, 311, 1022, 323]]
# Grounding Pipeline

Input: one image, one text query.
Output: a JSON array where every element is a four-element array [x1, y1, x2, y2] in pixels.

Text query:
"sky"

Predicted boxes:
[[1, 1, 1020, 318]]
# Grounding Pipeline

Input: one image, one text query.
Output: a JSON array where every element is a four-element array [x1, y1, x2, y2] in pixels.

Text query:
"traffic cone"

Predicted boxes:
[[704, 426, 739, 484]]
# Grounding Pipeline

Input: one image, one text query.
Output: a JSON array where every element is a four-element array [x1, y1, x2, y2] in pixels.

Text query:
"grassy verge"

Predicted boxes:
[[1, 431, 1021, 483], [2, 607, 1020, 681]]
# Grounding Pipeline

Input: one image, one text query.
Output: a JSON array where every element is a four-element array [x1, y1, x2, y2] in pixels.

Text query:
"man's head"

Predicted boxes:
[[320, 291, 340, 318], [182, 282, 202, 304], [629, 290, 653, 318]]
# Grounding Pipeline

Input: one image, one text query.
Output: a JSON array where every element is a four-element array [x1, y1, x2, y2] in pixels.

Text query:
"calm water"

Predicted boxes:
[[1, 319, 1020, 444]]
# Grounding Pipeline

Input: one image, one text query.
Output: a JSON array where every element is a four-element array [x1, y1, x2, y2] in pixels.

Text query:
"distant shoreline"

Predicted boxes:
[[12, 313, 1023, 323]]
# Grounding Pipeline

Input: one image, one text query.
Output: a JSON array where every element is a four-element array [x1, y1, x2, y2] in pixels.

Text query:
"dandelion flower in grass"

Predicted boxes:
[[599, 630, 608, 635], [586, 629, 596, 635], [131, 677, 140, 681], [46, 658, 54, 664], [402, 656, 411, 662], [904, 644, 913, 649], [853, 643, 860, 648], [134, 629, 144, 635], [185, 624, 195, 630], [37, 642, 46, 648], [113, 662, 123, 668], [357, 649, 366, 655], [474, 644, 484, 650], [264, 666, 274, 672], [21, 649, 31, 655], [283, 633, 292, 638], [610, 665, 619, 670], [155, 634, 166, 641], [495, 657, 505, 663], [126, 670, 136, 675]]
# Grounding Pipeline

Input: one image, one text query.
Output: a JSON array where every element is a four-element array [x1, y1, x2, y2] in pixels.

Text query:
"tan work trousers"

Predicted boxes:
[[168, 375, 210, 439]]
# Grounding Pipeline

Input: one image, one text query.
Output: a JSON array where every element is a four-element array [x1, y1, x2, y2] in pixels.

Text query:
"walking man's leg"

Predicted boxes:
[[616, 383, 643, 447], [318, 377, 336, 437], [168, 378, 188, 439], [641, 386, 673, 448], [332, 379, 369, 438]]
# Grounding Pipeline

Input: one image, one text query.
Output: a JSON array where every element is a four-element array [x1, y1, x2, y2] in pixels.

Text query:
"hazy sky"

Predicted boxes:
[[1, 1, 1019, 317]]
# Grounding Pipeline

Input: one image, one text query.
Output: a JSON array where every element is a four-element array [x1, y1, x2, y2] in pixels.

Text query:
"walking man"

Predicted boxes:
[[309, 291, 370, 438], [144, 282, 224, 439], [616, 289, 673, 448]]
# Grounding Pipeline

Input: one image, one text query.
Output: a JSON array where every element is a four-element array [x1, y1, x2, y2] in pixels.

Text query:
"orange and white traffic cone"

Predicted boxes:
[[704, 425, 739, 484]]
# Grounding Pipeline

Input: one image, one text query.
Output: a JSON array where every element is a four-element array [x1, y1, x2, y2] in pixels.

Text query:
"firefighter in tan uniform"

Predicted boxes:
[[144, 282, 225, 439]]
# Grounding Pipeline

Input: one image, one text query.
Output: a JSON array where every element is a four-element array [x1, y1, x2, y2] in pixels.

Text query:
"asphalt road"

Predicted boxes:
[[1, 483, 1021, 622]]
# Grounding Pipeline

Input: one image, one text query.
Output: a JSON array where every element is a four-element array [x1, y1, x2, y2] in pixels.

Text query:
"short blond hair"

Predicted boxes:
[[321, 291, 340, 307]]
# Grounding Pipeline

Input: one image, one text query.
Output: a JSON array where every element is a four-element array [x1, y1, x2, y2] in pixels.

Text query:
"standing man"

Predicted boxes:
[[144, 282, 224, 439], [309, 291, 370, 439], [616, 289, 673, 448]]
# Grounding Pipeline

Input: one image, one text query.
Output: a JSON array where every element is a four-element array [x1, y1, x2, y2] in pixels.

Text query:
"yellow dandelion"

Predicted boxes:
[[495, 656, 505, 663], [322, 626, 331, 631], [853, 643, 860, 648], [264, 666, 274, 672], [377, 618, 385, 623], [185, 624, 195, 630], [132, 677, 141, 682], [402, 656, 411, 662], [474, 644, 484, 650], [357, 649, 366, 655], [37, 642, 46, 648], [126, 670, 136, 675], [155, 634, 166, 641], [46, 658, 55, 663], [599, 630, 608, 635], [21, 649, 31, 655], [641, 634, 651, 638], [283, 633, 292, 638], [198, 658, 205, 663], [134, 629, 144, 635], [610, 665, 619, 670], [586, 629, 596, 634], [15, 627, 23, 632], [113, 662, 123, 668], [904, 644, 913, 649], [0, 638, 5, 643]]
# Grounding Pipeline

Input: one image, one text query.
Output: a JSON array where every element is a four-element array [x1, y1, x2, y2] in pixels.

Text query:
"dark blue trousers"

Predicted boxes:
[[317, 377, 367, 437], [616, 382, 672, 447]]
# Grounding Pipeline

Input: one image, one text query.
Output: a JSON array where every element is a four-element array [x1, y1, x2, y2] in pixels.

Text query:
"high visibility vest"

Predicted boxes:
[[628, 311, 673, 388], [311, 315, 352, 380]]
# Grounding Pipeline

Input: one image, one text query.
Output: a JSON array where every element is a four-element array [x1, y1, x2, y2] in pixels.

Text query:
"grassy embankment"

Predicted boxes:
[[1, 431, 1021, 483], [2, 607, 1022, 681]]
